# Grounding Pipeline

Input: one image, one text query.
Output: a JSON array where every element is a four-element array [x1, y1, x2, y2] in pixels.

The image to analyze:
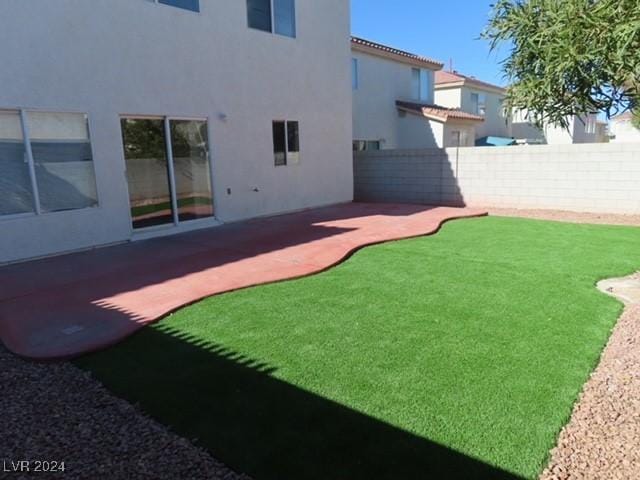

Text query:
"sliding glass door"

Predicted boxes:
[[120, 117, 213, 230]]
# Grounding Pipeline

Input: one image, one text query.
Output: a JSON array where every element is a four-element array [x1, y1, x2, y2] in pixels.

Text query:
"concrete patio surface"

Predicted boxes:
[[0, 203, 486, 360]]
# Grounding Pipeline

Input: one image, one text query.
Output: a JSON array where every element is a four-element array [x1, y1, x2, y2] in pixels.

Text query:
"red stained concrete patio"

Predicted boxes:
[[0, 203, 486, 360]]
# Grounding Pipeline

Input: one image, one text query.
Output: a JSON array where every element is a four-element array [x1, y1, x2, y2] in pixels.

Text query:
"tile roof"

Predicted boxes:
[[351, 36, 443, 70], [396, 101, 485, 123], [611, 111, 634, 122], [435, 70, 506, 93]]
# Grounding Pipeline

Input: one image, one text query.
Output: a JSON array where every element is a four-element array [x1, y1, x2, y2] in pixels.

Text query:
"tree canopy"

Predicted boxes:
[[483, 0, 640, 128]]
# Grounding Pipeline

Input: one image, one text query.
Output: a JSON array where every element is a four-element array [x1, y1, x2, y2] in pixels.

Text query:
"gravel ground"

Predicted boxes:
[[488, 207, 640, 226], [0, 346, 250, 480], [540, 273, 640, 480]]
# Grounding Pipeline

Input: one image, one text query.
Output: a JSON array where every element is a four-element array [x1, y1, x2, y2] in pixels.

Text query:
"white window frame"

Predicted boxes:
[[119, 114, 214, 231], [0, 108, 99, 221]]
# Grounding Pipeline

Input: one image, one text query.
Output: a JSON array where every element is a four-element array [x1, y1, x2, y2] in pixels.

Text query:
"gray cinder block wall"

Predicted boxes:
[[354, 143, 640, 215]]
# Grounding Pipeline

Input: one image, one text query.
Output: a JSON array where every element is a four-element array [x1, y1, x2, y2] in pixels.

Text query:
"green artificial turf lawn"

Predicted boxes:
[[76, 216, 640, 480]]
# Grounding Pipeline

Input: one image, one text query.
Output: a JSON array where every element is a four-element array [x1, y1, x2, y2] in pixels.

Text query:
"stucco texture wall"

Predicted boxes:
[[0, 0, 353, 263], [352, 50, 437, 149]]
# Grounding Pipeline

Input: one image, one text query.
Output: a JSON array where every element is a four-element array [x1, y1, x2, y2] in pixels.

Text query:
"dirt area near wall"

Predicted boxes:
[[488, 208, 640, 227]]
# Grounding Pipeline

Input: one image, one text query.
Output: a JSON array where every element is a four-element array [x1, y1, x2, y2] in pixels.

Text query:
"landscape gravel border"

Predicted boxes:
[[540, 287, 640, 480], [0, 347, 250, 480]]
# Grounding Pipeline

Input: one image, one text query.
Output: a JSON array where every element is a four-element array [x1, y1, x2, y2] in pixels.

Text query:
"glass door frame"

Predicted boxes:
[[120, 114, 215, 233]]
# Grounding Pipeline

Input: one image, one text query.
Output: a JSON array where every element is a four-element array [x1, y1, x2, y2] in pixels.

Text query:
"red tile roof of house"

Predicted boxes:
[[435, 70, 506, 93], [351, 36, 444, 70], [396, 101, 485, 123]]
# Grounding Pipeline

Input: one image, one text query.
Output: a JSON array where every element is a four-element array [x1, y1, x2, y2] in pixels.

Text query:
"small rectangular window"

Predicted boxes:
[[352, 58, 359, 90], [274, 0, 296, 38], [158, 0, 200, 12], [352, 140, 380, 152], [247, 0, 272, 32], [248, 0, 296, 38], [273, 121, 287, 166], [471, 93, 486, 116], [411, 68, 421, 100], [419, 69, 430, 102], [412, 68, 431, 102], [287, 121, 300, 164], [273, 120, 299, 166]]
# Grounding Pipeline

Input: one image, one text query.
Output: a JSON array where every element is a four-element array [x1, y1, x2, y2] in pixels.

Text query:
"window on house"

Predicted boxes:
[[471, 93, 486, 116], [28, 112, 98, 213], [248, 0, 296, 38], [273, 120, 299, 166], [352, 58, 359, 90], [411, 68, 431, 102], [0, 109, 98, 217], [0, 110, 34, 216], [352, 140, 381, 151], [450, 130, 461, 147], [157, 0, 200, 12], [121, 117, 214, 229]]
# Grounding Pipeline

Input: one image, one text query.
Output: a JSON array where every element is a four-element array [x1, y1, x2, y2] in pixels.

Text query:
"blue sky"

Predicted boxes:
[[351, 0, 509, 87]]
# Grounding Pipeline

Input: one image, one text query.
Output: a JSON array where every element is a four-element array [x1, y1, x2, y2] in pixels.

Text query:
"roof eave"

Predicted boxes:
[[351, 42, 444, 71]]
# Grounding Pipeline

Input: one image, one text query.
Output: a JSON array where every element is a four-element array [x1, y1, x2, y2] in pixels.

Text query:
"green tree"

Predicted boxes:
[[483, 0, 640, 128]]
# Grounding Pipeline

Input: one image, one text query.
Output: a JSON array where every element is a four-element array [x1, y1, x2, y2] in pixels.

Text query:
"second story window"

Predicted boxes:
[[352, 59, 359, 90], [248, 0, 296, 38], [157, 0, 200, 13], [411, 68, 432, 103], [471, 93, 487, 116]]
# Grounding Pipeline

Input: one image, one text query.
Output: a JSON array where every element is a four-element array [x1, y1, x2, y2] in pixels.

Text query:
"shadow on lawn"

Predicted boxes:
[[77, 323, 524, 480]]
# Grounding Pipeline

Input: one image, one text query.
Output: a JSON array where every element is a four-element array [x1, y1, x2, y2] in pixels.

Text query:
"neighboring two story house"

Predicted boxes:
[[608, 112, 639, 143], [434, 70, 513, 145], [351, 37, 484, 150], [512, 110, 605, 145], [0, 0, 353, 263]]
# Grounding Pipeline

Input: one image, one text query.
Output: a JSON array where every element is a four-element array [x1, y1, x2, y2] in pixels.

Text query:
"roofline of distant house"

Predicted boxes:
[[351, 36, 444, 70], [435, 72, 507, 95], [396, 100, 485, 124]]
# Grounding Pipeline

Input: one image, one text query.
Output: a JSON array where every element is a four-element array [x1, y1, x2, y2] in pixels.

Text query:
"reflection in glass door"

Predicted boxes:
[[169, 120, 214, 222], [121, 117, 213, 230]]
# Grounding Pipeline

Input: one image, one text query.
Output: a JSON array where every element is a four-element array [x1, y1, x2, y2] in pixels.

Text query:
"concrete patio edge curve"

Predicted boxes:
[[0, 203, 487, 361]]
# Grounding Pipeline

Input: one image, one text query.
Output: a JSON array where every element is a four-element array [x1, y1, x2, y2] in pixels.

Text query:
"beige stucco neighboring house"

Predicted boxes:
[[434, 71, 512, 144], [610, 112, 640, 143], [512, 110, 604, 145], [351, 37, 483, 150]]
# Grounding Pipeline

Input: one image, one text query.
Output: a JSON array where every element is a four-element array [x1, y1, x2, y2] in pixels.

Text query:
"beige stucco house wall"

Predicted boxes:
[[512, 110, 604, 145], [351, 37, 482, 150], [0, 0, 354, 264], [610, 113, 640, 143], [434, 71, 512, 142]]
